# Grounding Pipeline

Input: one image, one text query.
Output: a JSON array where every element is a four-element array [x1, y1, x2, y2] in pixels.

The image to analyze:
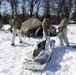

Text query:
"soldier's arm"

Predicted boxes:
[[18, 19, 22, 29], [62, 19, 68, 28], [58, 19, 65, 31], [59, 19, 68, 32], [9, 19, 14, 32], [10, 19, 14, 28], [42, 18, 46, 30]]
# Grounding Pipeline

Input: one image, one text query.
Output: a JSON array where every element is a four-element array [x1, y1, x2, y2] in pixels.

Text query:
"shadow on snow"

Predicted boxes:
[[45, 46, 76, 72]]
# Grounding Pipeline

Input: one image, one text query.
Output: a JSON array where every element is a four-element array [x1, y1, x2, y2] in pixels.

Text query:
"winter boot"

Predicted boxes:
[[11, 43, 15, 46], [19, 41, 23, 46], [20, 41, 23, 43]]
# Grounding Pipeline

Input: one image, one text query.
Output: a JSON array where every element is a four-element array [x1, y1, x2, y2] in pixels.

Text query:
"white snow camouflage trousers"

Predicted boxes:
[[58, 28, 69, 46], [43, 29, 50, 40], [12, 29, 22, 44]]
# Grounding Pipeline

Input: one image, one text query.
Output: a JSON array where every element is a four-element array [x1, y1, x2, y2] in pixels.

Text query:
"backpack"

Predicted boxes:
[[33, 40, 46, 57]]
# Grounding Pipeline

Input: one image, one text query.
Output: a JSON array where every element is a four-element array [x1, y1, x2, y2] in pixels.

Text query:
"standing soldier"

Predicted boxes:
[[10, 14, 22, 46], [42, 15, 50, 40], [58, 12, 69, 46]]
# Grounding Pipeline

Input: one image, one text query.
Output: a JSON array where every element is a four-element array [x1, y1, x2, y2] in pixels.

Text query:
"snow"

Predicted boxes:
[[0, 24, 76, 75]]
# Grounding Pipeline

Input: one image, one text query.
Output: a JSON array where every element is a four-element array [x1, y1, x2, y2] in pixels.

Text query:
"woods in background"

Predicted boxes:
[[0, 0, 75, 24]]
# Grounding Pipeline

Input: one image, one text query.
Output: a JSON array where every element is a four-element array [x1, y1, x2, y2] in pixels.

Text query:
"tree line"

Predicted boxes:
[[0, 0, 76, 24]]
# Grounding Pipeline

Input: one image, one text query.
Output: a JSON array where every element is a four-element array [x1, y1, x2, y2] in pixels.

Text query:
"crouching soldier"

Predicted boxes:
[[10, 14, 22, 46], [58, 12, 69, 46]]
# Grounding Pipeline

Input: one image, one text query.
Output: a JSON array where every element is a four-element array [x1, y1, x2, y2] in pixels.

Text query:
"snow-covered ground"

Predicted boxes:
[[0, 24, 76, 75]]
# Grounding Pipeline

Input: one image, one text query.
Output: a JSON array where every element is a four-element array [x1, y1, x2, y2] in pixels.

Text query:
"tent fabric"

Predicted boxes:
[[21, 17, 42, 37]]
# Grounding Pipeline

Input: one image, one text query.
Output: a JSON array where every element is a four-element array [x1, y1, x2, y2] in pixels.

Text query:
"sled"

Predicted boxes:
[[23, 39, 55, 71]]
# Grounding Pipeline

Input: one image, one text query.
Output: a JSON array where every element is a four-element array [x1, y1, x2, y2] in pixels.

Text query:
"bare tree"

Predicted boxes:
[[58, 0, 72, 17], [46, 0, 50, 17], [72, 0, 76, 22], [39, 0, 50, 17], [35, 0, 43, 18], [9, 0, 14, 15], [27, 0, 38, 17], [22, 0, 27, 21], [0, 0, 4, 26], [0, 0, 4, 16], [12, 0, 19, 15], [7, 0, 20, 15], [50, 0, 73, 17], [75, 0, 76, 10], [22, 5, 26, 21]]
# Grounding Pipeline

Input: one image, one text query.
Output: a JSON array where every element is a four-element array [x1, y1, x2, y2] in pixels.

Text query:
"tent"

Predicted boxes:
[[21, 17, 42, 37]]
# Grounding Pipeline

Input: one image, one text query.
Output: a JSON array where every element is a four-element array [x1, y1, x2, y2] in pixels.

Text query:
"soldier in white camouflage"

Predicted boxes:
[[10, 14, 22, 46], [42, 15, 50, 40], [58, 12, 69, 46]]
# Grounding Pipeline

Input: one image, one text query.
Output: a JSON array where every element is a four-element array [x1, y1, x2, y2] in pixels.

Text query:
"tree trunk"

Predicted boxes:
[[0, 2, 1, 17], [22, 6, 25, 21], [0, 1, 2, 24], [36, 9, 38, 18], [45, 0, 50, 17], [11, 2, 14, 15], [15, 0, 18, 15], [30, 0, 33, 17], [47, 0, 50, 16]]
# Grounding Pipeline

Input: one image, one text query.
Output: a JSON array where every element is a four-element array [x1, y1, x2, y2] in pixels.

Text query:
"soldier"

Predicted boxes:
[[10, 14, 22, 46], [42, 15, 50, 40], [58, 12, 69, 46]]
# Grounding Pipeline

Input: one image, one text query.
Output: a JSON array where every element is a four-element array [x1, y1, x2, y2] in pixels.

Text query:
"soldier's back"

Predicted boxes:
[[42, 18, 50, 31]]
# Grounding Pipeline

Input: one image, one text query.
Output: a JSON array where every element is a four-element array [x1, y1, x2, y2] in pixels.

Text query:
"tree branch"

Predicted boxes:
[[33, 0, 38, 6], [28, 0, 31, 3]]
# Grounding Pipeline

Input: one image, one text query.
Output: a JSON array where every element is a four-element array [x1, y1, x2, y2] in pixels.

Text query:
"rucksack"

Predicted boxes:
[[33, 40, 46, 57]]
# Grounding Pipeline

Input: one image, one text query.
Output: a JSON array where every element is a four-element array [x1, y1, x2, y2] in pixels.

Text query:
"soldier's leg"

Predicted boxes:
[[58, 32, 63, 45], [63, 29, 69, 46], [47, 29, 50, 36], [17, 29, 22, 43], [11, 29, 16, 45], [45, 37, 50, 51], [19, 30, 22, 43], [43, 30, 47, 40]]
